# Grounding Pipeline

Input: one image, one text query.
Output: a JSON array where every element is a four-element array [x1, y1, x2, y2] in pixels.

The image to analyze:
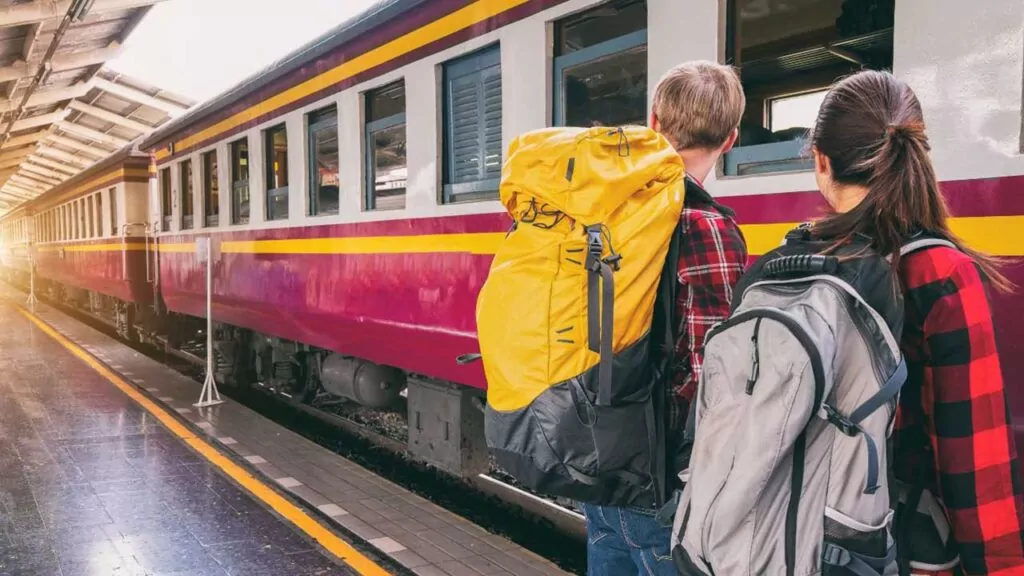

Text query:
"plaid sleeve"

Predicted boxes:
[[924, 260, 1024, 575], [672, 210, 747, 404]]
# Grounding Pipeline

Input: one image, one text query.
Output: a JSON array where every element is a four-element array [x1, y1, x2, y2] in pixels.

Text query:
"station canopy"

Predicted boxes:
[[0, 0, 194, 213]]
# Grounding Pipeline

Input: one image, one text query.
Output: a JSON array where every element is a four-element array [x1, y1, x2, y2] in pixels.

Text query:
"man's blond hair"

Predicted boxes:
[[652, 60, 745, 151]]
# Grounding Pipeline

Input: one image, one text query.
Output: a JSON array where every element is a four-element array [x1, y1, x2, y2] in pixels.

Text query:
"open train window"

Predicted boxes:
[[180, 159, 194, 230], [160, 167, 172, 231], [724, 0, 894, 176], [442, 44, 502, 204], [203, 150, 219, 227], [230, 138, 249, 225], [365, 81, 406, 211], [308, 106, 339, 216], [264, 124, 289, 221], [553, 0, 647, 127]]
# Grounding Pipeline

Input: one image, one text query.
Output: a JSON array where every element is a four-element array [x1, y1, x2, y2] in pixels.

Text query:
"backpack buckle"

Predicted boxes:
[[822, 404, 859, 437], [587, 228, 603, 255]]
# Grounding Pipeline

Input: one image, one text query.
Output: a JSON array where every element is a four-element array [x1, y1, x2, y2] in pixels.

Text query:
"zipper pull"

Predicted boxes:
[[745, 317, 762, 395]]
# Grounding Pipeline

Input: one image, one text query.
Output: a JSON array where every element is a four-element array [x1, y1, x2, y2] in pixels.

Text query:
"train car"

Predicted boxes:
[[28, 147, 156, 340], [136, 0, 1024, 478], [0, 205, 33, 287]]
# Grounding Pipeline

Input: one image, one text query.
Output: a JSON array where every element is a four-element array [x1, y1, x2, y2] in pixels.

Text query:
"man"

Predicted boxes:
[[580, 60, 750, 576]]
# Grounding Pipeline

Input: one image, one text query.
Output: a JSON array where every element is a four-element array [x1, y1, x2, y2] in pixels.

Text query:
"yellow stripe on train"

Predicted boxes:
[[52, 215, 1024, 257]]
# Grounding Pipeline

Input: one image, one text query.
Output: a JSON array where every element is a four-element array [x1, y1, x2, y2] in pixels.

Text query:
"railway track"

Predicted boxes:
[[8, 280, 588, 574]]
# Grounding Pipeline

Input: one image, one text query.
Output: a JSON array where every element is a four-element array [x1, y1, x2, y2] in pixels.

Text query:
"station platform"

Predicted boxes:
[[0, 286, 572, 576]]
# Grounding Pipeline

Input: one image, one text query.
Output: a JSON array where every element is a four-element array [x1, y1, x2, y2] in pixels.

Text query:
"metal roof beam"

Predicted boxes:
[[12, 171, 59, 188], [67, 99, 152, 133], [35, 146, 92, 167], [0, 129, 48, 150], [4, 182, 41, 198], [12, 109, 70, 132], [7, 174, 47, 191], [0, 0, 168, 29], [45, 134, 108, 158], [0, 83, 91, 112], [0, 147, 34, 164], [56, 120, 129, 148], [0, 44, 122, 84], [27, 155, 78, 175], [92, 77, 187, 116], [21, 162, 67, 182]]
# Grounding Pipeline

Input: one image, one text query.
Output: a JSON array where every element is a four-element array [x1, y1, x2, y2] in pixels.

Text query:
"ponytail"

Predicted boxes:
[[810, 71, 1011, 292]]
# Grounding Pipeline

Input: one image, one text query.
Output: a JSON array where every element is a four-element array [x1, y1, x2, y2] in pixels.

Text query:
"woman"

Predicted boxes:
[[808, 70, 1024, 575]]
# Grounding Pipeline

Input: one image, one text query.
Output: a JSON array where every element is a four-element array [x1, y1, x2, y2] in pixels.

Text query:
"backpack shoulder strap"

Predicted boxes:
[[899, 237, 959, 257]]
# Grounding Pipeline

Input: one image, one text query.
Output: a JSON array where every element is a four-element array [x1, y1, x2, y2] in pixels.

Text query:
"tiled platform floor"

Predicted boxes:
[[0, 285, 574, 576], [0, 298, 358, 576]]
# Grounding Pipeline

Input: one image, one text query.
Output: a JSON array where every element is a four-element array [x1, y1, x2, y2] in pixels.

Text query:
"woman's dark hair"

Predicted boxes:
[[809, 69, 1011, 292]]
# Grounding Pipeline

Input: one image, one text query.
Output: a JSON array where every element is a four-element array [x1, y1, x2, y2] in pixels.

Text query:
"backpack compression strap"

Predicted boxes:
[[586, 225, 618, 406]]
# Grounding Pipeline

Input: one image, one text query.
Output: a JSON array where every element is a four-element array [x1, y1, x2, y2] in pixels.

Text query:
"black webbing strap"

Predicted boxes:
[[823, 359, 908, 494], [586, 225, 615, 406]]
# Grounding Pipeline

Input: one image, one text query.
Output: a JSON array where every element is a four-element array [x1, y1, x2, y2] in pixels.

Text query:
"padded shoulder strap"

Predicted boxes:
[[899, 237, 959, 257]]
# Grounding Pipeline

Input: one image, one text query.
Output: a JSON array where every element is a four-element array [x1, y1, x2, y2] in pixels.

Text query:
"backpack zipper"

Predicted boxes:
[[745, 317, 762, 395]]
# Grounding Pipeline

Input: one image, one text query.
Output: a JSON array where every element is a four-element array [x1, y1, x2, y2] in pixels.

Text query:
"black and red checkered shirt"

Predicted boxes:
[[895, 246, 1024, 575], [668, 177, 748, 429]]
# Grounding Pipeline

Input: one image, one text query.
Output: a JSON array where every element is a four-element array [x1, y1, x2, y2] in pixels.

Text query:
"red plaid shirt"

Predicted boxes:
[[895, 246, 1024, 575], [669, 178, 748, 428]]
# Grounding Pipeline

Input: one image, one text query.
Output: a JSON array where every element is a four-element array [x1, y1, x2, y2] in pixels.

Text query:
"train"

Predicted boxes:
[[2, 0, 1022, 490]]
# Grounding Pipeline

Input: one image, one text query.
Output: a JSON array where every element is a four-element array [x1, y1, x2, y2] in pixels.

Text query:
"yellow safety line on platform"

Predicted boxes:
[[15, 305, 392, 576]]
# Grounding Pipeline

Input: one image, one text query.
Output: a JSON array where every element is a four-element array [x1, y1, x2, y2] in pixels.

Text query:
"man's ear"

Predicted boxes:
[[720, 127, 739, 154], [649, 110, 659, 132]]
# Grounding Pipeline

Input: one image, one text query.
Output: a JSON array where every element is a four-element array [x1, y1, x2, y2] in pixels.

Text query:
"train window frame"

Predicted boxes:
[[95, 192, 103, 238], [307, 105, 340, 217], [364, 80, 407, 211], [160, 167, 172, 232], [552, 0, 648, 129], [230, 138, 250, 225], [78, 199, 85, 240], [264, 124, 289, 221], [109, 187, 118, 236], [441, 43, 503, 204], [721, 0, 894, 177], [180, 159, 194, 230], [203, 149, 219, 227]]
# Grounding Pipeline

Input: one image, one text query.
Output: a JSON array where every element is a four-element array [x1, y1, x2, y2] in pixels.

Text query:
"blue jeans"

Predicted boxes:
[[581, 503, 675, 576]]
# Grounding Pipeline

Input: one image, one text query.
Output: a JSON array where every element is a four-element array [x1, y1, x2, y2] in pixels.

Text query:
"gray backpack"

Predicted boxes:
[[670, 227, 958, 576]]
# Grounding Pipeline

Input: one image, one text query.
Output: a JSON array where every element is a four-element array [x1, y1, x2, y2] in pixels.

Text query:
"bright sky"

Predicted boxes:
[[107, 0, 380, 104]]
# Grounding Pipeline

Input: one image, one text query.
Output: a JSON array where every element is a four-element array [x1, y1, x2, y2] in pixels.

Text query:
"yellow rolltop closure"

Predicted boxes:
[[477, 125, 685, 412]]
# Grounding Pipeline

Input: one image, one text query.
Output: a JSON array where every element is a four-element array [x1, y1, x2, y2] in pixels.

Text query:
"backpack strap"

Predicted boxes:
[[823, 539, 897, 576], [586, 225, 619, 406], [899, 237, 959, 257], [822, 359, 908, 494]]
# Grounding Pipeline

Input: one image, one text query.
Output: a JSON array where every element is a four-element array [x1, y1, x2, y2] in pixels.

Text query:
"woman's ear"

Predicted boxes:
[[649, 111, 659, 132], [813, 147, 831, 178]]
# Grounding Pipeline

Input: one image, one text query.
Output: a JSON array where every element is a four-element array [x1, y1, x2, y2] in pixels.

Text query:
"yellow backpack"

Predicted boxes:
[[475, 125, 686, 507]]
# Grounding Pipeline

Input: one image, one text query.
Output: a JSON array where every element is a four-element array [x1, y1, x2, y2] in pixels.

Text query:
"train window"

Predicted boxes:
[[553, 0, 648, 127], [442, 44, 502, 203], [230, 138, 250, 225], [180, 159, 194, 230], [203, 150, 219, 227], [307, 106, 339, 216], [109, 188, 118, 236], [160, 167, 172, 231], [724, 0, 894, 176], [264, 124, 289, 221], [91, 194, 98, 238], [365, 81, 406, 211]]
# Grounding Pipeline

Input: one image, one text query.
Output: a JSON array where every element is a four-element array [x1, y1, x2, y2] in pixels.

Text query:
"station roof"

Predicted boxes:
[[0, 0, 194, 213]]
